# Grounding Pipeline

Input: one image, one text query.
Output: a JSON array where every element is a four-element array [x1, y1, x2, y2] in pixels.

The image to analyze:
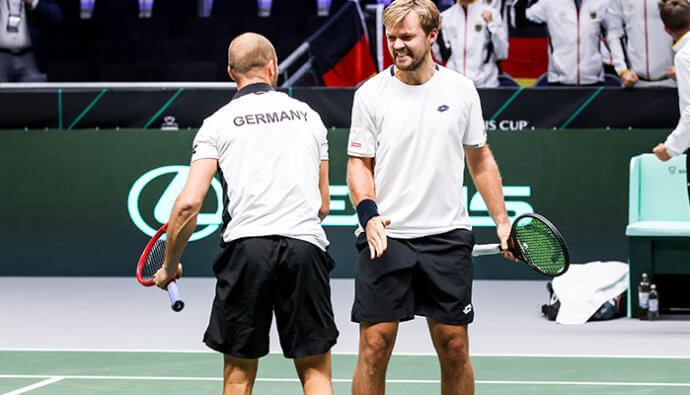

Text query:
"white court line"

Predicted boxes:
[[1, 348, 690, 359], [1, 375, 690, 387], [4, 377, 64, 395]]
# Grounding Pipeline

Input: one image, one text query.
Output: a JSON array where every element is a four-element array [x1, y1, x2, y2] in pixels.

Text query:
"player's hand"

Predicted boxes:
[[365, 216, 391, 260], [496, 222, 517, 262], [621, 70, 639, 88], [481, 10, 493, 23], [153, 263, 183, 290], [667, 66, 676, 81], [653, 143, 672, 162]]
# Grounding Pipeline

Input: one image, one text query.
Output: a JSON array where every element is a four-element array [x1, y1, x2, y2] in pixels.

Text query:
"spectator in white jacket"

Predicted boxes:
[[607, 0, 677, 88], [432, 0, 509, 87], [653, 0, 690, 166], [526, 0, 611, 85]]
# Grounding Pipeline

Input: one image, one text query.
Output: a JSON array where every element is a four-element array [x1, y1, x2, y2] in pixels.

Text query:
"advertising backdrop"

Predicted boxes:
[[1, 128, 671, 279]]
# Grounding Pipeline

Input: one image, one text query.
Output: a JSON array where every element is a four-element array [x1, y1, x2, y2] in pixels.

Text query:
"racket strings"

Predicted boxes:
[[513, 219, 566, 275], [142, 239, 166, 282]]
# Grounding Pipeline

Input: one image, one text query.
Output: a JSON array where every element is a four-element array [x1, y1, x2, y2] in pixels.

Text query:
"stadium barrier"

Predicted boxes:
[[0, 84, 679, 130]]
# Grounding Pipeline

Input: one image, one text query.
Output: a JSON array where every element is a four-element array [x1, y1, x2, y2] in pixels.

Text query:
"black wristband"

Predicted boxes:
[[356, 199, 379, 229]]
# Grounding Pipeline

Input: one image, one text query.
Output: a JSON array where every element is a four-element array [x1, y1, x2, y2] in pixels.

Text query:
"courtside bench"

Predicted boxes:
[[627, 154, 690, 316]]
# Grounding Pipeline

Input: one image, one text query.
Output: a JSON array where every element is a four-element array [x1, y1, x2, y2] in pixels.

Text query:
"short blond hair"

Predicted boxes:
[[383, 0, 440, 35], [227, 33, 277, 78], [659, 0, 690, 34]]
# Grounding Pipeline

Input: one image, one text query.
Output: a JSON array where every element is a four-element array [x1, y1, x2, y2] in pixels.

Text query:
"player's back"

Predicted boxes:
[[192, 84, 329, 249]]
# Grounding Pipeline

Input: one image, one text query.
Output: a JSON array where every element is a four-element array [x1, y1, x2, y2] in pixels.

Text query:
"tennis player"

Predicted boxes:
[[347, 1, 514, 394], [653, 0, 690, 201], [153, 33, 338, 395]]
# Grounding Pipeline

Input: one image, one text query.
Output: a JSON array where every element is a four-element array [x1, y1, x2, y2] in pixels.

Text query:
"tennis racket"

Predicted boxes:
[[472, 213, 569, 277], [136, 223, 185, 312]]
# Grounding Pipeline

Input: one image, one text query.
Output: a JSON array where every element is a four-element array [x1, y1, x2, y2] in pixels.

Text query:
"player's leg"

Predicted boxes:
[[293, 351, 333, 395], [223, 355, 258, 395], [203, 238, 278, 393], [426, 319, 474, 395], [413, 229, 476, 395], [351, 234, 416, 395], [274, 238, 339, 394], [352, 321, 399, 395]]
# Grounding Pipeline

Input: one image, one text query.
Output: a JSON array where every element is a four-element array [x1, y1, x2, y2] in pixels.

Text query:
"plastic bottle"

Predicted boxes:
[[648, 284, 659, 321], [638, 273, 650, 320]]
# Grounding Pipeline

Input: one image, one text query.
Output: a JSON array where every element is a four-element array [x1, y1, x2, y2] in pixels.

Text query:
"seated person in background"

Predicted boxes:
[[526, 0, 610, 86], [0, 0, 61, 82], [607, 0, 677, 88], [432, 0, 509, 87]]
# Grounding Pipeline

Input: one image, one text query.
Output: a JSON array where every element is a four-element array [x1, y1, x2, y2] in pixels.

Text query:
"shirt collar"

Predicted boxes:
[[233, 82, 275, 100], [673, 31, 690, 53]]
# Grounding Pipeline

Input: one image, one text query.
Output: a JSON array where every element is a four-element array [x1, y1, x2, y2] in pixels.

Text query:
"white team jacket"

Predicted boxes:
[[606, 0, 674, 82], [665, 33, 690, 157], [527, 0, 610, 85], [432, 3, 509, 87]]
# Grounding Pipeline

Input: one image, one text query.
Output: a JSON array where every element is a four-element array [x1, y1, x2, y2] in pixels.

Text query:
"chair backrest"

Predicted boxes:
[[629, 153, 690, 223]]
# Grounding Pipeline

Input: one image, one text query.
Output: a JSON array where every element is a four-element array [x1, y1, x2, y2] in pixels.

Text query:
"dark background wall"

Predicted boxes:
[[0, 128, 670, 279]]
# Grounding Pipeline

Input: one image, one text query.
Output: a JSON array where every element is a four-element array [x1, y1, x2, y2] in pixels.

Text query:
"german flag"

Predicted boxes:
[[308, 1, 377, 87]]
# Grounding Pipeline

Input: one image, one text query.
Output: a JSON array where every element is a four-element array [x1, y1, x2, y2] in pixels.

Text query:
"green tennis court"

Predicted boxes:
[[2, 351, 689, 394]]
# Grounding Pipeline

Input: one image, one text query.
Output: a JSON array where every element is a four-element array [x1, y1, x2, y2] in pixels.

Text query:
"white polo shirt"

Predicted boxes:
[[348, 65, 487, 239], [191, 83, 330, 250], [665, 32, 690, 157]]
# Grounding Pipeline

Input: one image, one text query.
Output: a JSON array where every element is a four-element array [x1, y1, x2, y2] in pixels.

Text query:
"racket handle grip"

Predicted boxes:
[[472, 243, 502, 257], [167, 281, 185, 312]]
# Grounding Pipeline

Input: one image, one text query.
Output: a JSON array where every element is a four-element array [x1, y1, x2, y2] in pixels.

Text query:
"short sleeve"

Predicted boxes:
[[463, 85, 487, 148], [309, 108, 329, 161], [347, 89, 377, 157], [191, 119, 219, 162]]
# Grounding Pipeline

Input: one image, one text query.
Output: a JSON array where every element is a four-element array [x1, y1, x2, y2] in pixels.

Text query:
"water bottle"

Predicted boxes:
[[638, 273, 650, 320], [648, 284, 659, 321]]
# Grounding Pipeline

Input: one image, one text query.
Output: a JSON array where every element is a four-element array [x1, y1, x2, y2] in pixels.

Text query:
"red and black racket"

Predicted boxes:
[[136, 223, 184, 312]]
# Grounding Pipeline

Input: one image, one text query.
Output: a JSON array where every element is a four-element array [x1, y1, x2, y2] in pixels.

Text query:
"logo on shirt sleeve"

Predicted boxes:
[[351, 142, 362, 148], [437, 105, 449, 113]]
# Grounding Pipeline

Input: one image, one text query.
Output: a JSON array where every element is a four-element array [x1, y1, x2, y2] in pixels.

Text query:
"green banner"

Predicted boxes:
[[0, 128, 671, 279]]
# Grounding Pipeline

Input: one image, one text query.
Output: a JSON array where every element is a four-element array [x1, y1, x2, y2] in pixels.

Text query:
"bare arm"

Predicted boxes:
[[318, 160, 330, 220], [347, 156, 376, 206], [154, 158, 218, 288], [347, 156, 390, 259], [464, 145, 515, 260]]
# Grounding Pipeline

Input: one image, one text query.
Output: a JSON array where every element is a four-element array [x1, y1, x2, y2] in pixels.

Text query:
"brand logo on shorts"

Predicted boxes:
[[669, 166, 677, 175], [351, 142, 362, 148], [463, 304, 473, 314], [437, 105, 449, 112]]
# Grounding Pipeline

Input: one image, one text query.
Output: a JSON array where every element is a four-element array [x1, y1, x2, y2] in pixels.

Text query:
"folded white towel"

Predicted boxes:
[[553, 261, 629, 325]]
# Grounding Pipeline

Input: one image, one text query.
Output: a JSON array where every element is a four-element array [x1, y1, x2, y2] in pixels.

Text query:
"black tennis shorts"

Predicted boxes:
[[351, 228, 475, 326], [203, 236, 339, 359]]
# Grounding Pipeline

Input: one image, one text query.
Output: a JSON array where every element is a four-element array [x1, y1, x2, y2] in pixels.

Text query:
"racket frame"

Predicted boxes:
[[136, 223, 185, 312], [509, 213, 570, 277]]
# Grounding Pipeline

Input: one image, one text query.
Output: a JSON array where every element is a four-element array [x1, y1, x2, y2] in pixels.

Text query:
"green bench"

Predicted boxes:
[[626, 154, 690, 316]]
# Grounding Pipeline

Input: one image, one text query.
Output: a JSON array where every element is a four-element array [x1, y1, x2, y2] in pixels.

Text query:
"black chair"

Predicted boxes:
[[98, 62, 150, 81], [151, 0, 197, 37], [152, 61, 217, 81], [91, 0, 140, 40], [47, 61, 90, 82], [150, 39, 206, 63]]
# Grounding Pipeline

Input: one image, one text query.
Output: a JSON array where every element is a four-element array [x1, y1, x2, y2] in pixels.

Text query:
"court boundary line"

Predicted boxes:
[[4, 377, 64, 394], [1, 348, 690, 359], [1, 375, 690, 387]]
